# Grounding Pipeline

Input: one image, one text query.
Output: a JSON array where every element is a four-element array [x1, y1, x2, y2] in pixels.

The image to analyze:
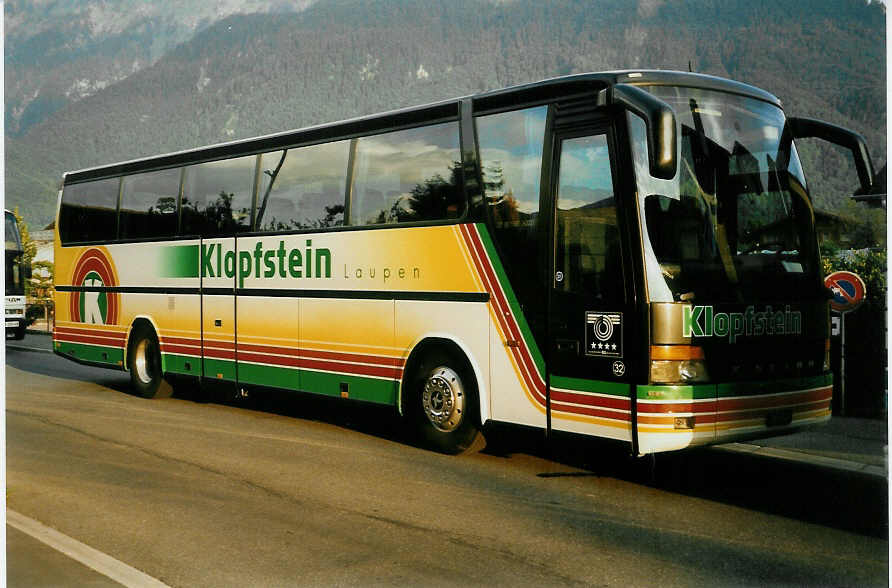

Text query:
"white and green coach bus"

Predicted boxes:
[[54, 71, 874, 454]]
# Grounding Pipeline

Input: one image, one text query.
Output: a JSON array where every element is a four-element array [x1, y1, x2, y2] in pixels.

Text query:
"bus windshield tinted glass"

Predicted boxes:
[[5, 211, 22, 252], [630, 87, 818, 303]]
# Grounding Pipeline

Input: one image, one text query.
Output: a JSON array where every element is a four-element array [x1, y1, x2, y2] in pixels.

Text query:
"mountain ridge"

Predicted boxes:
[[6, 0, 885, 227]]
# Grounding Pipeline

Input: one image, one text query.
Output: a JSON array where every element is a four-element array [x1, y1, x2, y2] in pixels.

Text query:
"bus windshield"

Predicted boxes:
[[630, 86, 820, 303], [5, 211, 25, 296]]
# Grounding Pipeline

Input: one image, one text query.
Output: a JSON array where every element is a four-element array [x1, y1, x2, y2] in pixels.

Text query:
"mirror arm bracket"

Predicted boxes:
[[612, 83, 678, 180]]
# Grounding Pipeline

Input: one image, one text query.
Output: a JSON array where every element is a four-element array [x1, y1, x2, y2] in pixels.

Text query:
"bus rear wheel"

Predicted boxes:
[[127, 324, 172, 399], [410, 351, 481, 454]]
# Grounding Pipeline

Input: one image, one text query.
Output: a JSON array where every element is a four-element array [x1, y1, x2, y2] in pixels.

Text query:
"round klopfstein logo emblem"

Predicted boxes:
[[70, 248, 119, 325]]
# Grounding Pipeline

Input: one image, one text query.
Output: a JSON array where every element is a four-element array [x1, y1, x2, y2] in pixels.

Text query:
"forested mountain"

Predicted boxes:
[[6, 0, 885, 227]]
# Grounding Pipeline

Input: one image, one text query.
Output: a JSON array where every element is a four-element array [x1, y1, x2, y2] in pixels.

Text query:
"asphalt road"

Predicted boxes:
[[6, 343, 889, 586]]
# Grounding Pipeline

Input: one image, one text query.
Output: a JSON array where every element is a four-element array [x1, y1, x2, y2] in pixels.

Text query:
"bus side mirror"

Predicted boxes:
[[613, 84, 677, 180], [788, 117, 875, 196]]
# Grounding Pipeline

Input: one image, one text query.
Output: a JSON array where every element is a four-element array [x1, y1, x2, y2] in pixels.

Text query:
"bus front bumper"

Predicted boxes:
[[636, 373, 833, 454]]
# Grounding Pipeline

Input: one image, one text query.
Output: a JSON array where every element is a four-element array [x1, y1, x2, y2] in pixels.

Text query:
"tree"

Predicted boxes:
[[12, 207, 37, 265], [29, 260, 55, 331]]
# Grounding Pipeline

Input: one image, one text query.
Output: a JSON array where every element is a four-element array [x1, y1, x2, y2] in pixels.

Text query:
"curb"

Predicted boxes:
[[714, 442, 887, 479]]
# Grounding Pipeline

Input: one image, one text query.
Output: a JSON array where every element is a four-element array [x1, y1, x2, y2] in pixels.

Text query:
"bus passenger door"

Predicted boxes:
[[201, 236, 237, 394], [546, 128, 635, 442]]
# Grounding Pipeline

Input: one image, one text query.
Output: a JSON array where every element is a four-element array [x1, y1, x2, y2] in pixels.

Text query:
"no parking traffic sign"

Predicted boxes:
[[824, 271, 866, 313]]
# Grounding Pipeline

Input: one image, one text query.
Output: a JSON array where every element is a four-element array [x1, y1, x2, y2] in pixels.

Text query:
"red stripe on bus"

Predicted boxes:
[[639, 398, 832, 426], [460, 224, 547, 404], [549, 389, 631, 411], [465, 225, 545, 393], [54, 333, 125, 348], [159, 344, 202, 356], [159, 335, 203, 347], [235, 351, 402, 379], [239, 342, 404, 368], [716, 387, 832, 412], [550, 401, 632, 422], [55, 326, 126, 341], [639, 387, 834, 415], [203, 339, 235, 350], [160, 337, 403, 369], [715, 399, 832, 423], [202, 347, 236, 360], [637, 402, 717, 415]]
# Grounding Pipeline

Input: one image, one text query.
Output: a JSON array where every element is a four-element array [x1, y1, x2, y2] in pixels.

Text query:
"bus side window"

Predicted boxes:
[[59, 177, 121, 244], [120, 168, 181, 240], [182, 155, 256, 237], [477, 106, 548, 314], [256, 140, 350, 232], [349, 121, 463, 226], [554, 134, 622, 301]]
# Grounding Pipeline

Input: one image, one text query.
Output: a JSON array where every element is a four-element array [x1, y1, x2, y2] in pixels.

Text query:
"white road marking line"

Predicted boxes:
[[7, 509, 170, 588], [6, 344, 52, 354]]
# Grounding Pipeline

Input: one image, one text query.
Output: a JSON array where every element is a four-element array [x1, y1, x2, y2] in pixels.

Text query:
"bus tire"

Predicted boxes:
[[409, 350, 482, 455], [127, 323, 172, 399], [13, 325, 26, 340]]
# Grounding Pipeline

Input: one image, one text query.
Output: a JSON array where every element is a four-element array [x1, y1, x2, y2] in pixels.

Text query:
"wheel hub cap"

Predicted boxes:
[[422, 366, 464, 432], [134, 339, 152, 385]]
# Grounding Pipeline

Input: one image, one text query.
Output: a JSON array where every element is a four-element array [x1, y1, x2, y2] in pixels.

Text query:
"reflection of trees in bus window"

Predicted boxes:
[[182, 155, 256, 237], [554, 135, 622, 300], [350, 122, 463, 226], [120, 168, 180, 239], [59, 177, 121, 243], [476, 106, 547, 331], [256, 141, 350, 232], [477, 105, 547, 230]]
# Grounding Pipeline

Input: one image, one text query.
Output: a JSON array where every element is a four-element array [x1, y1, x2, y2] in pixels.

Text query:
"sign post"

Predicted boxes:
[[824, 271, 867, 415]]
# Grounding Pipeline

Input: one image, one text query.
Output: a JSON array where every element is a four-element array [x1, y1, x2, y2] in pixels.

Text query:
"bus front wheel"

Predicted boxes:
[[410, 351, 481, 454], [127, 324, 172, 399]]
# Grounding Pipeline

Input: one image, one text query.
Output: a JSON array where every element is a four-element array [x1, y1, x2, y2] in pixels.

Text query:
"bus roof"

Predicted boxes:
[[63, 70, 781, 185]]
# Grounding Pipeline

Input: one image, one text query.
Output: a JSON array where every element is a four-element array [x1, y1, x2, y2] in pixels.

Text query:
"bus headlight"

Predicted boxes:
[[650, 345, 709, 384], [651, 359, 710, 384]]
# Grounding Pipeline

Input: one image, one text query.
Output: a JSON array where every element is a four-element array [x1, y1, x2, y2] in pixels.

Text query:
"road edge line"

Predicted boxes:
[[6, 344, 52, 354], [7, 509, 170, 588]]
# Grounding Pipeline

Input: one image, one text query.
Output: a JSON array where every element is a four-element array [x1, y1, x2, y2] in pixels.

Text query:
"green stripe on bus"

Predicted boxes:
[[162, 354, 397, 406], [203, 357, 237, 381], [716, 374, 832, 397], [160, 244, 200, 278], [162, 353, 198, 376], [239, 362, 396, 405], [299, 369, 397, 405], [475, 223, 546, 375], [550, 374, 630, 397], [636, 384, 716, 401], [57, 341, 124, 366]]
